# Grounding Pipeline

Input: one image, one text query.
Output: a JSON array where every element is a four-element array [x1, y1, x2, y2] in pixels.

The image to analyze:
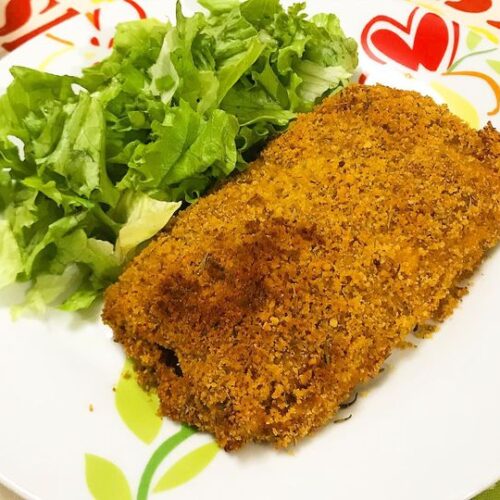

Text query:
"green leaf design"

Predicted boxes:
[[137, 425, 196, 500], [466, 30, 482, 51], [85, 454, 132, 500], [487, 59, 500, 75], [153, 442, 219, 493], [474, 481, 500, 500], [115, 359, 162, 444]]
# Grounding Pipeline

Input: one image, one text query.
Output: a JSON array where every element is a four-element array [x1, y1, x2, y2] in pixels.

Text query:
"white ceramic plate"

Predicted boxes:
[[0, 1, 499, 499]]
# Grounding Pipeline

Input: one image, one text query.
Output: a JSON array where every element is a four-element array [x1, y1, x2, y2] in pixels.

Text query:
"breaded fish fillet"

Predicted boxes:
[[103, 85, 500, 450]]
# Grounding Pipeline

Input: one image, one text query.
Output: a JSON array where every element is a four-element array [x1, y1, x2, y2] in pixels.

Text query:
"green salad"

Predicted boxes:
[[0, 0, 357, 314]]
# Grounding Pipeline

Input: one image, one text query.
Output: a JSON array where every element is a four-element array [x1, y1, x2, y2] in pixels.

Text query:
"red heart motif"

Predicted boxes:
[[361, 8, 460, 72], [445, 0, 492, 13], [0, 0, 33, 37]]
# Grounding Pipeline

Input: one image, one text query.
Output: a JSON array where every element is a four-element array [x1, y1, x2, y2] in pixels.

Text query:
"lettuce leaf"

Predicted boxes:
[[0, 220, 23, 289], [0, 0, 357, 314], [115, 192, 181, 261], [11, 266, 81, 318], [42, 92, 118, 206]]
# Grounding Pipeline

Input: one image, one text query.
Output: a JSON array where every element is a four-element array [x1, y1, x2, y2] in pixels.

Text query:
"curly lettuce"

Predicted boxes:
[[0, 0, 357, 313]]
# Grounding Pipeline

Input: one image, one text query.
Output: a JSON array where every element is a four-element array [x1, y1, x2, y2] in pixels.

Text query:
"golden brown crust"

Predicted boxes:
[[103, 84, 500, 450]]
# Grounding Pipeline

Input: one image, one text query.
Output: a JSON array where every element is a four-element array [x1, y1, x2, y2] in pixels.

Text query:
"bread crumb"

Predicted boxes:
[[103, 85, 500, 450]]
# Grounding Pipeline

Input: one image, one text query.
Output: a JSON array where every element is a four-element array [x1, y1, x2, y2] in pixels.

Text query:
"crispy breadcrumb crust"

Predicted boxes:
[[103, 85, 500, 450]]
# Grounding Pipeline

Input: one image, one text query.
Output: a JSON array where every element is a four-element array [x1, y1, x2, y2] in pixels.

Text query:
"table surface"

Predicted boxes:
[[0, 483, 20, 500]]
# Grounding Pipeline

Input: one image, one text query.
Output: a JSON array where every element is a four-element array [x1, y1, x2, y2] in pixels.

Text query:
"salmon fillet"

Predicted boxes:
[[103, 85, 500, 450]]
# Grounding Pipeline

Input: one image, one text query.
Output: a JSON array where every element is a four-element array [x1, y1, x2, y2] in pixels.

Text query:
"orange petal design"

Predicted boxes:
[[444, 70, 500, 116]]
